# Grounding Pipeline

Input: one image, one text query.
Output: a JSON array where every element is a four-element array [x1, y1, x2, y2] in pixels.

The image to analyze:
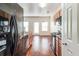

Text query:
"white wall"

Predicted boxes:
[[50, 16, 55, 33]]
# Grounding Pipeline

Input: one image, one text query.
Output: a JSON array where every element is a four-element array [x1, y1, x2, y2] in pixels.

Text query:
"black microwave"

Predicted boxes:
[[0, 16, 10, 33]]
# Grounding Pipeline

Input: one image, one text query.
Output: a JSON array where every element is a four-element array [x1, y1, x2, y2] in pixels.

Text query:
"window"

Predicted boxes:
[[24, 22, 29, 32], [34, 22, 39, 34], [42, 22, 48, 31]]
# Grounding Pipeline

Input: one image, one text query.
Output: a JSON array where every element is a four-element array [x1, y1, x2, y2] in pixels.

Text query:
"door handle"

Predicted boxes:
[[62, 43, 67, 46]]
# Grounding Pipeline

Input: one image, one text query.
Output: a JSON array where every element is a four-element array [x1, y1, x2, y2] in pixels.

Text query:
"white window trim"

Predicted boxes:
[[41, 22, 48, 31]]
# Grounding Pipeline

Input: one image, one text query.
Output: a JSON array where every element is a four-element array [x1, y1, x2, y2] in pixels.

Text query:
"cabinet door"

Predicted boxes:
[[56, 37, 58, 56]]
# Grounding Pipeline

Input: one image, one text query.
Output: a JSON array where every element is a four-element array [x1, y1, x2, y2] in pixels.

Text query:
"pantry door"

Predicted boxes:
[[62, 3, 79, 56]]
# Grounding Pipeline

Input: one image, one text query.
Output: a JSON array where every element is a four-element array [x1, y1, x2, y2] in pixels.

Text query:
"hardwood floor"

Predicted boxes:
[[26, 35, 55, 56]]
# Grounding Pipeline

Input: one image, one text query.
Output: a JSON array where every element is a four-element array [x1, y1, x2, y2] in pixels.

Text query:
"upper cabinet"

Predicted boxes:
[[0, 3, 24, 36], [53, 8, 62, 35]]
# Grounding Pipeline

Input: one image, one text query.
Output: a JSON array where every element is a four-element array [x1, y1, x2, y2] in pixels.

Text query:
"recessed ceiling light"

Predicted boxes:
[[39, 3, 47, 8]]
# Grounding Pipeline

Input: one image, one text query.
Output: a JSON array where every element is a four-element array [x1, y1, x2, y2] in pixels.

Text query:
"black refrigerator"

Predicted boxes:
[[0, 16, 18, 56]]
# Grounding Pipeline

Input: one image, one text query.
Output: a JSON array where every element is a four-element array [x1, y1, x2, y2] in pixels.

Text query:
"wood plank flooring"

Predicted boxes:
[[26, 35, 55, 56]]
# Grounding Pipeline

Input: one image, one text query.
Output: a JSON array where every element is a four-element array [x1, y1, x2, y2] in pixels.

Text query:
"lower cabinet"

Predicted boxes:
[[55, 35, 62, 56]]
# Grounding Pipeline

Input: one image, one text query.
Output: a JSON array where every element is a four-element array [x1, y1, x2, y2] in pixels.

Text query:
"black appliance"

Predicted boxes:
[[0, 15, 18, 56], [9, 16, 18, 56], [0, 16, 9, 56]]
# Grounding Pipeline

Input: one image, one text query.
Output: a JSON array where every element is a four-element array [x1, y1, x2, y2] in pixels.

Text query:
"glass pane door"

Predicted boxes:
[[34, 22, 39, 34]]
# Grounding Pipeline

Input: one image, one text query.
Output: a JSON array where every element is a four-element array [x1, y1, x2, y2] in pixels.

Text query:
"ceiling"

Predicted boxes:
[[18, 3, 61, 16]]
